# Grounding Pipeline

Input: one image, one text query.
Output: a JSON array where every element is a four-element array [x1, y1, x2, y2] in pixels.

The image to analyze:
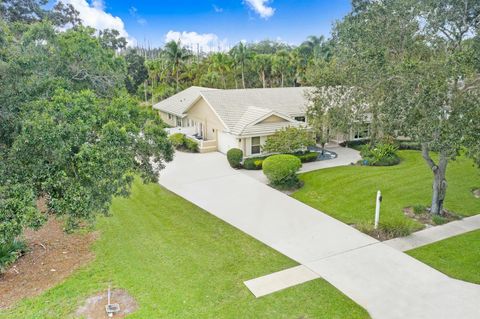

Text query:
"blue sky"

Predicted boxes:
[[61, 0, 352, 49]]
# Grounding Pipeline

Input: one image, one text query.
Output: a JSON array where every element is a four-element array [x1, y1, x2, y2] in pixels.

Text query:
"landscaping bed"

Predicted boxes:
[[0, 219, 98, 309]]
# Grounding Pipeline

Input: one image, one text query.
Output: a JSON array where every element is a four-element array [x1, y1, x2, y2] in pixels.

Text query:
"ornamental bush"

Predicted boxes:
[[168, 133, 185, 148], [168, 133, 198, 153], [227, 148, 243, 168], [360, 143, 400, 166], [262, 154, 302, 189], [295, 151, 318, 163]]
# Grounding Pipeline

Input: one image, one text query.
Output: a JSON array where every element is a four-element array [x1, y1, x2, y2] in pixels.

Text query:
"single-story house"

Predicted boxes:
[[154, 86, 369, 156]]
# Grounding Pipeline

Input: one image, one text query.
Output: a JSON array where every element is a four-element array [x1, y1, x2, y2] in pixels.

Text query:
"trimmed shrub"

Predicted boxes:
[[397, 141, 421, 150], [340, 139, 370, 150], [227, 148, 243, 168], [243, 157, 266, 170], [378, 219, 418, 238], [295, 151, 318, 163], [262, 154, 302, 189], [184, 138, 199, 152], [168, 133, 198, 153], [168, 133, 185, 148]]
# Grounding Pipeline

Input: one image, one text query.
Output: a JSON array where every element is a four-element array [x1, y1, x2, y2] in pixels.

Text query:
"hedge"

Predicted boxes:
[[168, 133, 198, 153], [262, 154, 302, 189]]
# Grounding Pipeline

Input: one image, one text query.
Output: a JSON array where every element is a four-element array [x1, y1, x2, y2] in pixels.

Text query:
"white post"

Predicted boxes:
[[374, 190, 381, 229]]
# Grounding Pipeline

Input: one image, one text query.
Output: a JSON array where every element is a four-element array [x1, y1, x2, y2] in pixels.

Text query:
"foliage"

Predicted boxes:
[[168, 133, 186, 148], [124, 49, 148, 95], [0, 180, 369, 318], [226, 148, 243, 168], [168, 133, 198, 153], [360, 143, 400, 166], [243, 156, 267, 170], [263, 127, 315, 154], [3, 89, 173, 235], [262, 154, 302, 189], [377, 218, 418, 238], [413, 205, 427, 215], [295, 151, 318, 163], [0, 239, 27, 273], [0, 184, 44, 247], [311, 0, 480, 215], [408, 230, 480, 284], [293, 151, 479, 235]]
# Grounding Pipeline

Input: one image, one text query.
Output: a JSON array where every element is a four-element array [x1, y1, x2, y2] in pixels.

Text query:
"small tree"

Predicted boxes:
[[262, 127, 315, 154]]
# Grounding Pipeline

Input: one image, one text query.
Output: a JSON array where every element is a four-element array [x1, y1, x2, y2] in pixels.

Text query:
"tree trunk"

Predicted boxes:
[[176, 68, 179, 92], [262, 71, 266, 88], [421, 144, 448, 215], [281, 73, 284, 87], [241, 65, 246, 89]]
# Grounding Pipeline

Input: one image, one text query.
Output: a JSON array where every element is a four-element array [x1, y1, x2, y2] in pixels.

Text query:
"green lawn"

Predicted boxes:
[[407, 230, 480, 284], [292, 150, 480, 230], [0, 179, 369, 319]]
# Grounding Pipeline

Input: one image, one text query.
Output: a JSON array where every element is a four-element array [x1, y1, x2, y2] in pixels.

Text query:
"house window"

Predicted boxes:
[[295, 116, 306, 122], [354, 124, 370, 139], [176, 117, 182, 127], [251, 137, 261, 154], [168, 114, 172, 120]]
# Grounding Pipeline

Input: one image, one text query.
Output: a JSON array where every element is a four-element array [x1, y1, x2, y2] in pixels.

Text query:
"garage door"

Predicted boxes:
[[217, 131, 239, 154]]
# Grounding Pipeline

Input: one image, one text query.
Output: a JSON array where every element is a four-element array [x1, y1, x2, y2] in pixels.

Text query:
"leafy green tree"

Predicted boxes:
[[4, 90, 173, 231], [209, 52, 233, 89], [230, 42, 250, 88], [0, 0, 81, 26], [263, 127, 315, 154], [124, 49, 148, 95], [311, 0, 480, 215], [272, 50, 291, 87], [99, 29, 127, 51]]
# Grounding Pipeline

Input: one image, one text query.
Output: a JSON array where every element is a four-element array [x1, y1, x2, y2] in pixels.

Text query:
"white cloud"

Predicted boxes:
[[213, 4, 223, 13], [245, 0, 275, 19], [165, 31, 228, 53], [129, 6, 147, 25], [59, 0, 136, 45]]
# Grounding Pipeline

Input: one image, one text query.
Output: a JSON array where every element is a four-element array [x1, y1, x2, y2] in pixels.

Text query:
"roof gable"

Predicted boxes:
[[153, 86, 218, 117]]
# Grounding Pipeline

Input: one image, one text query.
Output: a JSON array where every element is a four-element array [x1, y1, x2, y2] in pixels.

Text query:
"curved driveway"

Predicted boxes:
[[159, 151, 480, 319]]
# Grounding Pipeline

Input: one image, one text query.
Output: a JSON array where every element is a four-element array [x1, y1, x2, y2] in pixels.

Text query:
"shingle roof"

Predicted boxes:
[[153, 86, 218, 117], [200, 87, 313, 135]]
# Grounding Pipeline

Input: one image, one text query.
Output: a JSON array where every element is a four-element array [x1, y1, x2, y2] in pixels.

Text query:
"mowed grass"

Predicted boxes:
[[292, 150, 480, 229], [407, 230, 480, 284], [0, 179, 369, 319]]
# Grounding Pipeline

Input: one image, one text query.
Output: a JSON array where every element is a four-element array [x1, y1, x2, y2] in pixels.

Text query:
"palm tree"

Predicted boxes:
[[231, 42, 249, 89], [272, 50, 290, 87], [253, 54, 272, 88], [301, 35, 325, 60], [209, 53, 233, 89], [163, 40, 191, 92]]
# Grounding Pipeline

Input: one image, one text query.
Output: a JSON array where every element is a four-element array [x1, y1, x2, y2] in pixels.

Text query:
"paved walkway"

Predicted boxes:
[[384, 214, 480, 251], [159, 151, 480, 319], [241, 144, 361, 183]]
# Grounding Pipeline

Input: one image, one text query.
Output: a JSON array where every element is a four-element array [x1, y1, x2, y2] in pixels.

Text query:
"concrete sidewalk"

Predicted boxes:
[[384, 214, 480, 251], [159, 151, 480, 319]]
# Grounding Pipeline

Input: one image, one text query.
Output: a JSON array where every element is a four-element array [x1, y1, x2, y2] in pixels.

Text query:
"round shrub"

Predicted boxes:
[[227, 148, 243, 168], [262, 154, 302, 189], [169, 133, 185, 148]]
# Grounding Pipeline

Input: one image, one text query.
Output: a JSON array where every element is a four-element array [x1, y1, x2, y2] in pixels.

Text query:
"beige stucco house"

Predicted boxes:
[[154, 86, 370, 155], [154, 86, 313, 155]]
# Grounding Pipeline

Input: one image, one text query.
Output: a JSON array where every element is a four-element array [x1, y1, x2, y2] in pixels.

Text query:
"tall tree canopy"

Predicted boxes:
[[308, 0, 480, 215]]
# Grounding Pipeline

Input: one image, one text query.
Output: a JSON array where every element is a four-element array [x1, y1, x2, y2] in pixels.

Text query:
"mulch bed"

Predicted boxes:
[[403, 206, 460, 227], [0, 219, 98, 309]]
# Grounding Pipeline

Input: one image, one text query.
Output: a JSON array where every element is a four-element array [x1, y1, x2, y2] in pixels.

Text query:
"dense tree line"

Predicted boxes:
[[0, 1, 172, 249], [138, 36, 333, 102]]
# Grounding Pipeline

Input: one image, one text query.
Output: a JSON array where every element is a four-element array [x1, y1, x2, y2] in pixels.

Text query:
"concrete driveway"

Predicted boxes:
[[159, 151, 480, 319]]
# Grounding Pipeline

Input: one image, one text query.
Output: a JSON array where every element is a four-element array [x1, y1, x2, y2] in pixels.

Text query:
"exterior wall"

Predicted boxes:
[[243, 135, 269, 157], [217, 131, 240, 154], [186, 98, 225, 141], [258, 115, 288, 124], [159, 111, 176, 127]]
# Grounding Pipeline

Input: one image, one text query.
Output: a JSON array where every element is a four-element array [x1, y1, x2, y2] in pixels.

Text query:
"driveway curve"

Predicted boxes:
[[159, 151, 480, 319]]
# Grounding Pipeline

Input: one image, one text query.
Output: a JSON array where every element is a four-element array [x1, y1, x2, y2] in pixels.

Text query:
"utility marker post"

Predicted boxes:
[[374, 190, 382, 229]]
